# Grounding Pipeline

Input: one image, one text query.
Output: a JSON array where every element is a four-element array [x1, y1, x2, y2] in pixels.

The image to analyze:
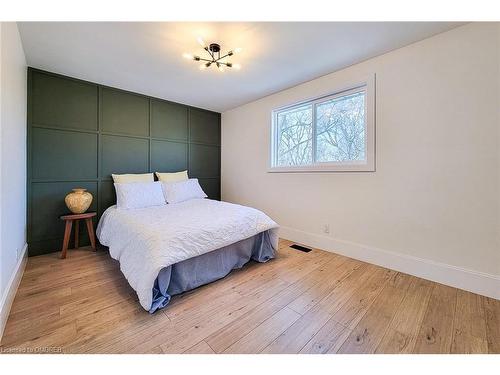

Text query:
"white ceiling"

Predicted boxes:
[[18, 22, 463, 112]]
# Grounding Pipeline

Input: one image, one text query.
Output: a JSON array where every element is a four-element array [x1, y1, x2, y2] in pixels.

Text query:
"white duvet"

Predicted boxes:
[[96, 198, 279, 310]]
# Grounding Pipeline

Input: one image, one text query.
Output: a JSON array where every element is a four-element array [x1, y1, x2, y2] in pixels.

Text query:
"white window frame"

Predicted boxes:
[[269, 74, 375, 173]]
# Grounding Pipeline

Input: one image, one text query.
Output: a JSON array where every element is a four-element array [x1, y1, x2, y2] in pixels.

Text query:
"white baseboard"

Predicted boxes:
[[0, 243, 28, 343], [279, 226, 500, 300]]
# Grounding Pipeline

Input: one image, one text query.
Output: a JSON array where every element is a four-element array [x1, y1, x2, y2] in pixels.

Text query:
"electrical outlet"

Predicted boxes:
[[323, 224, 330, 234]]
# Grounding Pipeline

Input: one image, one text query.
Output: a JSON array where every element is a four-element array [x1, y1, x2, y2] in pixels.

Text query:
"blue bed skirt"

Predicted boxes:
[[149, 230, 276, 313]]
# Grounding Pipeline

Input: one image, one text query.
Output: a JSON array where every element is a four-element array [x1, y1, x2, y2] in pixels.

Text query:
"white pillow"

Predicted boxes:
[[115, 181, 166, 209], [162, 178, 207, 204]]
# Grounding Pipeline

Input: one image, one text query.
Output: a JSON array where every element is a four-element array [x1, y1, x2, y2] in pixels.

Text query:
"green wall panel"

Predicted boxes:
[[101, 88, 149, 136], [98, 181, 116, 216], [32, 128, 98, 180], [189, 144, 220, 178], [100, 135, 149, 178], [198, 178, 220, 201], [151, 100, 188, 140], [32, 72, 98, 130], [151, 140, 188, 173], [29, 239, 71, 257], [28, 68, 221, 256], [190, 108, 220, 145]]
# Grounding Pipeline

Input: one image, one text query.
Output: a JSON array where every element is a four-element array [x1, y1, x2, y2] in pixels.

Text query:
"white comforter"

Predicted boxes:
[[96, 198, 279, 310]]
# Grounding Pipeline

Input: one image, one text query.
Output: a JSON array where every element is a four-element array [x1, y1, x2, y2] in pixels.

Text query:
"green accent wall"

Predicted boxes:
[[27, 68, 221, 256]]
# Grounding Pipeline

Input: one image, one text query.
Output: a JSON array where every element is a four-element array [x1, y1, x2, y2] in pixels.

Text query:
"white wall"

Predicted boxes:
[[222, 23, 500, 296], [0, 22, 27, 329]]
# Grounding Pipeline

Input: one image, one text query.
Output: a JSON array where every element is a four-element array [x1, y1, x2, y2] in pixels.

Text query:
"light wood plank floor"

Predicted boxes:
[[1, 239, 499, 354]]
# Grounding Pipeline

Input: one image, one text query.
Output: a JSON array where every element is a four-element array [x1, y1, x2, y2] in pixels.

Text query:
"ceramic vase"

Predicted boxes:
[[64, 188, 93, 214]]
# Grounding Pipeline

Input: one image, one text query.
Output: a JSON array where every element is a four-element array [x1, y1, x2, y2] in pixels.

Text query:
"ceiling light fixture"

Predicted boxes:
[[183, 38, 242, 72]]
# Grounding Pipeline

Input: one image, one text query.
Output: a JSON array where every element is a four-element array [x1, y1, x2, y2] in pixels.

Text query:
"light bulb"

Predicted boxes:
[[218, 65, 225, 72], [232, 63, 241, 70], [233, 47, 243, 54], [182, 53, 193, 60], [199, 64, 207, 70], [197, 37, 206, 47]]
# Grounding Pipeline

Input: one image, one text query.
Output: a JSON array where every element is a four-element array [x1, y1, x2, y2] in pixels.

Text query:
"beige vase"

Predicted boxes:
[[65, 188, 93, 214]]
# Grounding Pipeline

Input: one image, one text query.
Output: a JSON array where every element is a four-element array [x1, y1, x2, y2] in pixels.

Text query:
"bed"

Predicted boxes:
[[96, 198, 279, 312]]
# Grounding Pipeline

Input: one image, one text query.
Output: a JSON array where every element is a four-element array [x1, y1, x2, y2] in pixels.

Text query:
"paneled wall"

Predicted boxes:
[[28, 68, 221, 256]]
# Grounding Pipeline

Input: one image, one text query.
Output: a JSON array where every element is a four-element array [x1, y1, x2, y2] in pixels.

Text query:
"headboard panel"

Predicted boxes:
[[27, 68, 221, 256]]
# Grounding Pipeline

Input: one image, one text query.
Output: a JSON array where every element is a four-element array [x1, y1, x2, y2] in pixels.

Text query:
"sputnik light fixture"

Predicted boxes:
[[183, 37, 242, 72]]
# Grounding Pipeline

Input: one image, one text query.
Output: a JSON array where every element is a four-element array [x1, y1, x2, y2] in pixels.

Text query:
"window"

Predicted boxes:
[[270, 77, 375, 172]]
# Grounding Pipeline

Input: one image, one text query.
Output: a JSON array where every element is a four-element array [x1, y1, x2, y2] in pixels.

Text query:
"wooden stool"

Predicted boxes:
[[60, 212, 97, 259]]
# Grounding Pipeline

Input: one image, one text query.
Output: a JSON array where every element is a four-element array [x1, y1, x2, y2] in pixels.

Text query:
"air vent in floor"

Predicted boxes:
[[289, 244, 312, 253]]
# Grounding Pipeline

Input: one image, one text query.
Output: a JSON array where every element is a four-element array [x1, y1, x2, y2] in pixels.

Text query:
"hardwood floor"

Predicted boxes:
[[1, 239, 498, 354]]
